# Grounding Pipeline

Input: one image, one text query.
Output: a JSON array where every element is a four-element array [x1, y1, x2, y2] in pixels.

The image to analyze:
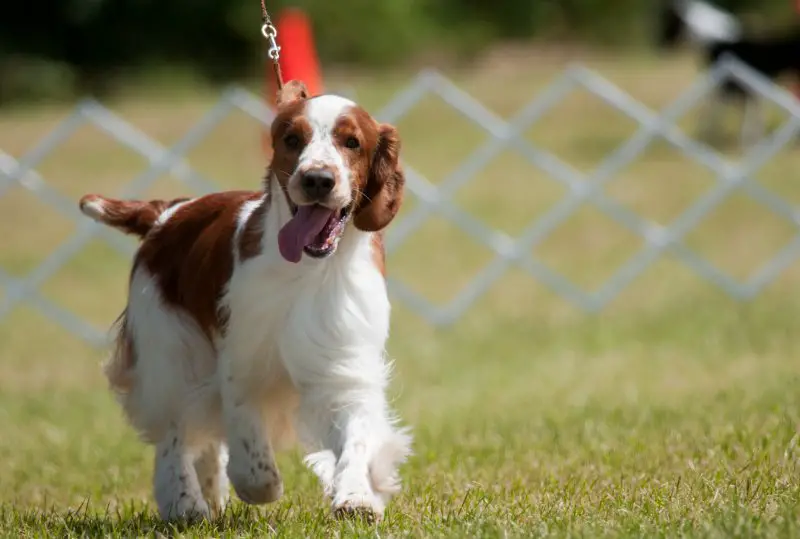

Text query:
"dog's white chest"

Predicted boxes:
[[277, 259, 390, 381], [222, 238, 390, 384]]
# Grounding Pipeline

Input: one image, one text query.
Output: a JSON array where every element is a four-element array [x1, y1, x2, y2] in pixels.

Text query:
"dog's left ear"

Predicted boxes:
[[354, 123, 405, 232], [276, 80, 309, 107]]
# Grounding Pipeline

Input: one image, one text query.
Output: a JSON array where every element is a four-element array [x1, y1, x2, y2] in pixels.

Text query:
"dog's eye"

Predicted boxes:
[[284, 134, 300, 149], [345, 136, 360, 150]]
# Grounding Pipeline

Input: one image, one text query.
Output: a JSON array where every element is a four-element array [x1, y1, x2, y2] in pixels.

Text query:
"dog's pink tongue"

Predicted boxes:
[[278, 205, 334, 263]]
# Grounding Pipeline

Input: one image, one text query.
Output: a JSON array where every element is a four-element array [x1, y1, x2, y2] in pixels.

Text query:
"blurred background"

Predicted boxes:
[[0, 0, 797, 103], [1, 1, 799, 533]]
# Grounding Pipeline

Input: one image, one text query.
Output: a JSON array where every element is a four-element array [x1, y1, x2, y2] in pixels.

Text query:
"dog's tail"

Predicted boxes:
[[78, 194, 190, 239]]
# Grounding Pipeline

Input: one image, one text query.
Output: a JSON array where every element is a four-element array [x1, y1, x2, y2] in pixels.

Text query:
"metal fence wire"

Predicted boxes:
[[1, 55, 800, 346]]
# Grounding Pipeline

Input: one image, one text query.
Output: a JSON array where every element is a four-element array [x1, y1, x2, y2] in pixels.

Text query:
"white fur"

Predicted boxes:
[[80, 198, 107, 222], [233, 199, 263, 260], [119, 268, 220, 443], [236, 199, 261, 230], [108, 95, 411, 522], [678, 0, 742, 44], [156, 199, 193, 226]]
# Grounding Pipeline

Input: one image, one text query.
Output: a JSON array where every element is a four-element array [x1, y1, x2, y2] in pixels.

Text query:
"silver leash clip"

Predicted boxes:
[[261, 22, 281, 61]]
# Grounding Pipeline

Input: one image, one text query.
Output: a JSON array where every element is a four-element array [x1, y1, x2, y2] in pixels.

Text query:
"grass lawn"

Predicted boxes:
[[0, 47, 799, 537]]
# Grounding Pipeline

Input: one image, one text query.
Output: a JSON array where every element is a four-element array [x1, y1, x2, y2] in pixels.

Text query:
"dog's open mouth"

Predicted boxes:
[[277, 204, 351, 263]]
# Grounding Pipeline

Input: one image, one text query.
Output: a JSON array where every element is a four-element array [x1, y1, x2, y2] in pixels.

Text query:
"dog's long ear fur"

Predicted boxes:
[[354, 123, 405, 232], [276, 80, 309, 107]]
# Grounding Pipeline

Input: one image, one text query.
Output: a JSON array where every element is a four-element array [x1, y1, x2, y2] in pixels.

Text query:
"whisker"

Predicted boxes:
[[354, 187, 373, 204]]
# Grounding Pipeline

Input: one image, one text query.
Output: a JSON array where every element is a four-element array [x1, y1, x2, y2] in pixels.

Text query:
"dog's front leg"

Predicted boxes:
[[220, 357, 283, 505], [300, 364, 412, 522]]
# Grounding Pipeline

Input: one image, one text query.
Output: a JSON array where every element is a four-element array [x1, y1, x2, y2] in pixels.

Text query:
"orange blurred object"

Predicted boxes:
[[276, 8, 323, 97]]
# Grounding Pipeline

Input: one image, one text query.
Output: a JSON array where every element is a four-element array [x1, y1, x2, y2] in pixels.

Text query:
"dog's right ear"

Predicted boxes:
[[276, 80, 309, 107]]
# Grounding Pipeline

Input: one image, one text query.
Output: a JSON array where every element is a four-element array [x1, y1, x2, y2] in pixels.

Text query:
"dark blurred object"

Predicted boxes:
[[0, 0, 255, 104], [655, 0, 743, 49], [654, 0, 800, 147], [0, 0, 795, 105]]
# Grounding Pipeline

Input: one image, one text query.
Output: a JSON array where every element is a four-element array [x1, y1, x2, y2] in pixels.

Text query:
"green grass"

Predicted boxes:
[[1, 47, 799, 537]]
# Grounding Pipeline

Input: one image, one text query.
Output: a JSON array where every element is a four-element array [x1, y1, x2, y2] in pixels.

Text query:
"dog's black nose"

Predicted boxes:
[[300, 170, 335, 201]]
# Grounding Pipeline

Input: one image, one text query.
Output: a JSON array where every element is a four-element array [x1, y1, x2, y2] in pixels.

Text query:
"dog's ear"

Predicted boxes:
[[276, 80, 309, 107], [354, 123, 405, 232]]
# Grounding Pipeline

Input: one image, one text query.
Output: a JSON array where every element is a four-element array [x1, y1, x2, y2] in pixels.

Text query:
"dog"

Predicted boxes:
[[657, 0, 800, 147], [78, 80, 412, 522]]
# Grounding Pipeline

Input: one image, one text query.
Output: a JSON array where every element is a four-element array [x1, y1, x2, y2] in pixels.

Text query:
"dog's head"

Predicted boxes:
[[268, 81, 405, 263]]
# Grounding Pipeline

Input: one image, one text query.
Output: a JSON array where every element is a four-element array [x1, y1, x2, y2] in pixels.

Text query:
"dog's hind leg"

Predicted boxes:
[[153, 426, 210, 522], [194, 442, 230, 518], [219, 371, 284, 506]]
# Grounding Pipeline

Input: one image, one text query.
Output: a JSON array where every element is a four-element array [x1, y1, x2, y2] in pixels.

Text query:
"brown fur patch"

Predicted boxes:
[[276, 80, 309, 107], [134, 190, 262, 339], [105, 311, 136, 393], [353, 123, 405, 233], [371, 232, 387, 276], [269, 104, 312, 192]]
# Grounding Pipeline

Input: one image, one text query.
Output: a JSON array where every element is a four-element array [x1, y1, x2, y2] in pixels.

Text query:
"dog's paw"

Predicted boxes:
[[229, 469, 283, 505], [332, 488, 385, 523], [159, 496, 212, 523], [333, 500, 382, 524]]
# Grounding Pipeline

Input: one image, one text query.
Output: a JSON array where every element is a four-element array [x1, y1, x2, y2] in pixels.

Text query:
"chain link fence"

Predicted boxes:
[[1, 55, 799, 346]]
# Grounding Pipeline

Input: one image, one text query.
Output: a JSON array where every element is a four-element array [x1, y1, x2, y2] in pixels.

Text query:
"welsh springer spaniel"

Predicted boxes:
[[78, 81, 411, 522]]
